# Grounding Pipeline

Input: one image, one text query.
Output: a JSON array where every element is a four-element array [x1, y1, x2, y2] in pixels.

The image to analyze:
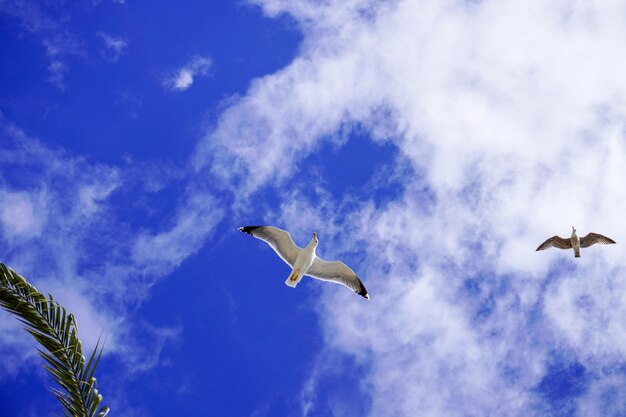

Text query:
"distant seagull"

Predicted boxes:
[[238, 226, 370, 299], [536, 226, 616, 258]]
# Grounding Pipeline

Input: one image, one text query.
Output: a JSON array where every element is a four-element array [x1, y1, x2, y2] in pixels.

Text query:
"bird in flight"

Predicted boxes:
[[238, 226, 370, 299], [536, 226, 616, 257]]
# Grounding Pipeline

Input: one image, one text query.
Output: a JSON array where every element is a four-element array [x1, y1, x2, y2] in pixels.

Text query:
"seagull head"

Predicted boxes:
[[313, 232, 318, 243], [572, 226, 576, 232]]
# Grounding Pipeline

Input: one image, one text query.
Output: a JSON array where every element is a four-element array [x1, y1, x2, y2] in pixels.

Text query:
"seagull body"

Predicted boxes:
[[238, 226, 370, 299], [287, 232, 317, 287], [536, 227, 616, 258]]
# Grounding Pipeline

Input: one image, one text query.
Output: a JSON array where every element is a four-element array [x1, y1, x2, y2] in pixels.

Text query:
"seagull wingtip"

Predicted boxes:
[[238, 225, 262, 235], [358, 288, 370, 300]]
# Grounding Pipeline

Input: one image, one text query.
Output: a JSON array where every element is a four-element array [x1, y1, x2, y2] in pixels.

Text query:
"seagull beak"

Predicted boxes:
[[313, 232, 317, 241]]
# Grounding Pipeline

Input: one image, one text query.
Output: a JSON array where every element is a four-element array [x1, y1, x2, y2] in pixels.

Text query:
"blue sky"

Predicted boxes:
[[2, 0, 626, 416]]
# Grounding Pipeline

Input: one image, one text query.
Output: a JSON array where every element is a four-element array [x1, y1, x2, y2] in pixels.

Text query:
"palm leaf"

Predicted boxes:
[[0, 263, 110, 417]]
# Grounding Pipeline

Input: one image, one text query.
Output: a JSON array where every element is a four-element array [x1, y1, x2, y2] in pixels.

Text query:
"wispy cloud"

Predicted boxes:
[[116, 91, 143, 119], [0, 0, 85, 90], [0, 190, 46, 241], [0, 114, 121, 349], [97, 31, 128, 62], [0, 114, 221, 379], [164, 56, 212, 91], [0, 0, 56, 32], [43, 33, 85, 89], [113, 321, 183, 375], [132, 192, 224, 276]]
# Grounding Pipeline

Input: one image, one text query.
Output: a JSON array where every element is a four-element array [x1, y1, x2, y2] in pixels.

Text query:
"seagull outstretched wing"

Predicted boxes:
[[536, 236, 572, 251], [580, 233, 616, 248], [306, 258, 370, 299], [238, 226, 302, 267]]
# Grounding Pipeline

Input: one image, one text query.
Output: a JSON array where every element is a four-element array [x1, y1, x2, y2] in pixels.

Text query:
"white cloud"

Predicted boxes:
[[97, 32, 128, 62], [164, 56, 212, 91], [0, 317, 39, 378], [0, 0, 86, 89], [132, 192, 224, 275], [0, 0, 55, 32], [193, 0, 626, 415], [43, 34, 85, 90], [0, 191, 45, 240], [111, 321, 183, 374]]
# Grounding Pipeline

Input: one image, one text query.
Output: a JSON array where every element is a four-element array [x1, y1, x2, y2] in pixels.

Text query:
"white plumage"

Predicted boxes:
[[239, 226, 370, 299]]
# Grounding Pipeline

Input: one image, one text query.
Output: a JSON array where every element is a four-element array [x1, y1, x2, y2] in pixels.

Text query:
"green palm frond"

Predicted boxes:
[[0, 263, 110, 417]]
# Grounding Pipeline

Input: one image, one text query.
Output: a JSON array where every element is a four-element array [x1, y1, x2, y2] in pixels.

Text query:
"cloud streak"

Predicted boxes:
[[97, 32, 128, 62], [0, 0, 86, 89], [164, 56, 212, 91]]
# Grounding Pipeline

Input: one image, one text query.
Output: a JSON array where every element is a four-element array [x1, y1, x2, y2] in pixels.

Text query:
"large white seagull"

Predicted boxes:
[[239, 226, 370, 299]]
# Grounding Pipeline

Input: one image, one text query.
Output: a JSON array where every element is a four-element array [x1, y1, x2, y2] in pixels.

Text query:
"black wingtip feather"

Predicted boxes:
[[238, 226, 263, 235], [357, 281, 370, 300]]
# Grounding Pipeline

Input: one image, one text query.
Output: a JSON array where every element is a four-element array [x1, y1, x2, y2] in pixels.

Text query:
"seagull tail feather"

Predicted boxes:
[[285, 269, 301, 288]]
